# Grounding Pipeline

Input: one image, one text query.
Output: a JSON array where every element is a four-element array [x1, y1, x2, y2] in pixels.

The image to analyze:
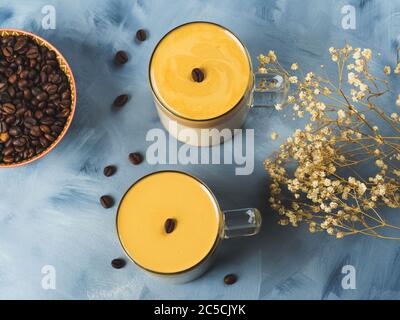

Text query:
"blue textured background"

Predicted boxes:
[[0, 0, 399, 299]]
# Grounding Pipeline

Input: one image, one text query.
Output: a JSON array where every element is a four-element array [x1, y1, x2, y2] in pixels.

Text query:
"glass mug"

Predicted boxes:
[[116, 171, 262, 283], [148, 21, 288, 147]]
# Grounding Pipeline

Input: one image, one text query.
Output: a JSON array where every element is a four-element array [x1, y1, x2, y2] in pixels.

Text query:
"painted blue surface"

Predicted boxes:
[[0, 0, 399, 299]]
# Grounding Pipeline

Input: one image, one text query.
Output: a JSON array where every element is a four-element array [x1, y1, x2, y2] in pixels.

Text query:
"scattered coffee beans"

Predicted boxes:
[[100, 195, 114, 208], [136, 29, 147, 42], [129, 152, 143, 165], [0, 34, 72, 165], [113, 94, 129, 108], [103, 165, 116, 177], [111, 258, 126, 269], [224, 274, 238, 285], [114, 50, 128, 65], [164, 218, 176, 234]]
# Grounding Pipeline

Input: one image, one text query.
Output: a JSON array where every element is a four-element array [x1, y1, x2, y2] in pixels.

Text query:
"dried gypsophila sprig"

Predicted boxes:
[[262, 44, 400, 239]]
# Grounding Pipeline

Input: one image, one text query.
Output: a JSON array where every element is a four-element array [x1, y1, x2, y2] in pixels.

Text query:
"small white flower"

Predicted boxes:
[[289, 76, 298, 84], [338, 109, 346, 119], [268, 50, 277, 62], [361, 48, 372, 60], [291, 63, 298, 70]]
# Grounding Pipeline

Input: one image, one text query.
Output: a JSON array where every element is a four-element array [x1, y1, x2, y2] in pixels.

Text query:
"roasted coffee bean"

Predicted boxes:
[[129, 152, 143, 165], [34, 110, 44, 120], [39, 136, 49, 148], [44, 83, 58, 95], [8, 74, 17, 84], [191, 68, 205, 82], [100, 195, 114, 209], [1, 103, 16, 114], [39, 124, 51, 134], [136, 29, 147, 42], [40, 72, 47, 84], [14, 37, 27, 51], [51, 125, 62, 134], [17, 79, 28, 90], [26, 46, 39, 59], [12, 137, 26, 147], [5, 115, 16, 125], [3, 146, 13, 156], [2, 46, 13, 57], [223, 274, 238, 285], [44, 133, 55, 142], [36, 91, 48, 102], [30, 126, 42, 137], [2, 155, 14, 163], [114, 50, 128, 65], [56, 109, 70, 118], [0, 34, 72, 165], [40, 117, 54, 125], [24, 117, 37, 129], [9, 126, 21, 137], [111, 258, 126, 269], [0, 81, 7, 91], [0, 132, 10, 143], [164, 218, 176, 234], [113, 94, 129, 108], [103, 165, 117, 177], [0, 121, 7, 133], [47, 50, 56, 60]]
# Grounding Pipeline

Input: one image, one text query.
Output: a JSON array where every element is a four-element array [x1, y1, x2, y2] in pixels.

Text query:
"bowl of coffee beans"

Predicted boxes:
[[0, 29, 76, 167]]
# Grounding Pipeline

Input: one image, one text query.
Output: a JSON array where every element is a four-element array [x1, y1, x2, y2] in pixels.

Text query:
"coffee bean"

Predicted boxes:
[[103, 165, 116, 177], [14, 37, 27, 51], [3, 155, 14, 163], [26, 46, 39, 59], [136, 29, 147, 42], [39, 124, 51, 134], [30, 126, 42, 137], [192, 68, 205, 82], [114, 51, 128, 65], [0, 121, 7, 133], [39, 136, 49, 148], [164, 218, 176, 234], [113, 94, 129, 108], [111, 258, 126, 269], [0, 34, 72, 165], [0, 132, 10, 142], [8, 74, 17, 84], [223, 274, 238, 285], [9, 127, 21, 137], [128, 152, 143, 165], [1, 103, 16, 114], [13, 137, 26, 147], [44, 133, 55, 142], [2, 46, 13, 57], [3, 146, 13, 156], [100, 195, 114, 209]]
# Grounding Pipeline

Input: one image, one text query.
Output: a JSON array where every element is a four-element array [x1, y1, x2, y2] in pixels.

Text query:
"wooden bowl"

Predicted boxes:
[[0, 29, 76, 168]]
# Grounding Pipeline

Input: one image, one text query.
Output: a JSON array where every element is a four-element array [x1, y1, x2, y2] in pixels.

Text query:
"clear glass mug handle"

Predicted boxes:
[[250, 71, 289, 108], [222, 208, 262, 239]]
